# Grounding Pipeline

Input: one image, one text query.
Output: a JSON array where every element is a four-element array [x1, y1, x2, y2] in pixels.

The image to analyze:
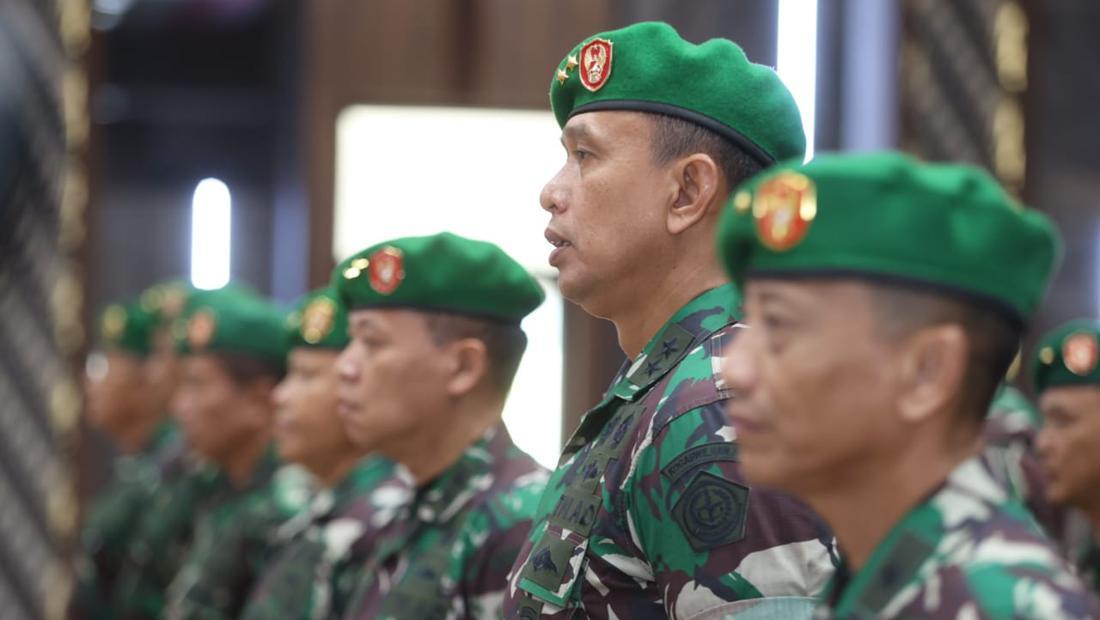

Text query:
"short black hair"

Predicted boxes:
[[648, 113, 764, 189], [423, 313, 528, 395], [214, 352, 286, 387], [868, 284, 1021, 424]]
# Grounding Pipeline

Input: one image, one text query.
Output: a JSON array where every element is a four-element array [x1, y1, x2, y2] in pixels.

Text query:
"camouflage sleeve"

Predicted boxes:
[[627, 402, 834, 619], [458, 470, 548, 619], [890, 562, 1100, 619]]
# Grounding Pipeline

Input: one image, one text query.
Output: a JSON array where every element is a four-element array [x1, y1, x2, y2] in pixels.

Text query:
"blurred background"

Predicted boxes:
[[1, 0, 1098, 617]]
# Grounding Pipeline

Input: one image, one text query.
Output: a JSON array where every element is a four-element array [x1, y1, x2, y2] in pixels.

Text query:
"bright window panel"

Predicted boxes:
[[334, 105, 565, 469]]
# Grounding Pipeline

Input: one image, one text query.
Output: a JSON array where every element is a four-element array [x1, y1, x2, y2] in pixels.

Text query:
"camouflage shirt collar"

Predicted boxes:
[[411, 424, 510, 524], [608, 284, 740, 402], [144, 419, 179, 455], [330, 456, 396, 510], [825, 453, 1008, 615]]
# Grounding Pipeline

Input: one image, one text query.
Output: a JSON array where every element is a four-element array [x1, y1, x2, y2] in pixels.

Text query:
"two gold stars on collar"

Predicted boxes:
[[556, 54, 579, 85]]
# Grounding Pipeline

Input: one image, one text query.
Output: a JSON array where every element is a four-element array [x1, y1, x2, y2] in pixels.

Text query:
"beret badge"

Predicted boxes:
[[368, 246, 406, 295], [1062, 332, 1098, 376], [753, 171, 816, 252], [301, 297, 337, 344], [579, 38, 613, 92]]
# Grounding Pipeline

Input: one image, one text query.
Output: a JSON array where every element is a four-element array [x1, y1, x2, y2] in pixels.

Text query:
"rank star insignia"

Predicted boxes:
[[753, 171, 816, 251], [301, 297, 337, 344], [556, 68, 569, 85], [1063, 332, 1098, 376], [565, 54, 578, 71], [579, 37, 612, 92], [187, 310, 217, 350], [368, 246, 405, 295]]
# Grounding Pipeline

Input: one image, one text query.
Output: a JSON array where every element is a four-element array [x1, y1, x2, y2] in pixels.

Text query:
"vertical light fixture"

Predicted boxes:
[[190, 178, 231, 290], [777, 0, 819, 160]]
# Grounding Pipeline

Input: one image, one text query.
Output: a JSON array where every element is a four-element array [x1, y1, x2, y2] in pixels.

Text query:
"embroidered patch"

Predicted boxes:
[[753, 171, 817, 251], [1063, 332, 1098, 376], [368, 246, 405, 295], [661, 443, 739, 483], [579, 38, 613, 92], [672, 471, 748, 551], [301, 297, 337, 344]]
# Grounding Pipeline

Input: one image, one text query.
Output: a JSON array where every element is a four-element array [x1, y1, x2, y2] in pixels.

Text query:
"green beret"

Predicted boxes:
[[1032, 320, 1100, 394], [716, 152, 1061, 324], [285, 287, 349, 350], [99, 301, 156, 357], [334, 232, 545, 325], [139, 280, 194, 327], [550, 21, 805, 166], [175, 288, 287, 366]]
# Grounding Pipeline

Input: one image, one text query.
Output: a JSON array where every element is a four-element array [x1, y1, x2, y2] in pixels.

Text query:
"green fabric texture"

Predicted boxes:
[[334, 232, 544, 324], [1032, 320, 1100, 394], [285, 287, 349, 350], [99, 300, 157, 357], [549, 21, 805, 165], [175, 287, 288, 365], [716, 151, 1062, 323]]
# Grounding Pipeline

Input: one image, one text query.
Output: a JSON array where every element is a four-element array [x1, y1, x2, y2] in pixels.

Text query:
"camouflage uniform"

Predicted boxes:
[[239, 456, 395, 620], [111, 443, 226, 619], [342, 424, 548, 620], [71, 421, 177, 619], [816, 453, 1099, 619], [983, 385, 1065, 540], [1077, 542, 1100, 598], [504, 285, 836, 619], [164, 449, 311, 620]]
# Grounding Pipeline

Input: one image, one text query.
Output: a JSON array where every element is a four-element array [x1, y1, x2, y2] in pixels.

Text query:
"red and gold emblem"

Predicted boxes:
[[579, 38, 613, 92], [753, 171, 816, 251], [368, 246, 405, 295], [187, 310, 217, 351], [1062, 332, 1098, 376], [301, 297, 337, 344]]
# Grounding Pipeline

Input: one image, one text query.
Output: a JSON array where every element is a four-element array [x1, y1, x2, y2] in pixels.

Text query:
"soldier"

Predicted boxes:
[[162, 289, 311, 619], [73, 300, 177, 618], [111, 285, 235, 619], [334, 232, 549, 619], [1034, 320, 1100, 595], [504, 22, 834, 619], [717, 152, 1098, 617], [239, 287, 394, 619]]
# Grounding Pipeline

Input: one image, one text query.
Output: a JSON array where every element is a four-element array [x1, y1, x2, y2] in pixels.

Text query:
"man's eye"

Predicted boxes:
[[573, 149, 589, 161]]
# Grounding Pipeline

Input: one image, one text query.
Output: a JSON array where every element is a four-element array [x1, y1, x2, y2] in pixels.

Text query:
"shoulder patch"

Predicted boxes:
[[671, 471, 748, 551], [661, 442, 739, 483]]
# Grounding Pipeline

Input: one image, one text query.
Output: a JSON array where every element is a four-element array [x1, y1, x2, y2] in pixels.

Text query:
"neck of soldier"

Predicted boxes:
[[113, 410, 164, 454], [312, 452, 362, 489], [805, 419, 982, 572], [611, 257, 728, 359], [1079, 497, 1100, 541], [222, 429, 273, 487], [389, 394, 501, 486]]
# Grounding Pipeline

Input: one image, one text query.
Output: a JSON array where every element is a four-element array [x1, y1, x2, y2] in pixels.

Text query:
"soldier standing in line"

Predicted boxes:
[[504, 21, 834, 620], [334, 232, 549, 619], [1034, 320, 1100, 597], [239, 287, 394, 619], [718, 151, 1098, 618], [162, 289, 311, 619]]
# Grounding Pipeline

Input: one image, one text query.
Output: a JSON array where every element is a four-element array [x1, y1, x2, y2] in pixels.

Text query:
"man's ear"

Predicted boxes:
[[444, 338, 490, 399], [667, 153, 723, 235], [896, 324, 969, 424]]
